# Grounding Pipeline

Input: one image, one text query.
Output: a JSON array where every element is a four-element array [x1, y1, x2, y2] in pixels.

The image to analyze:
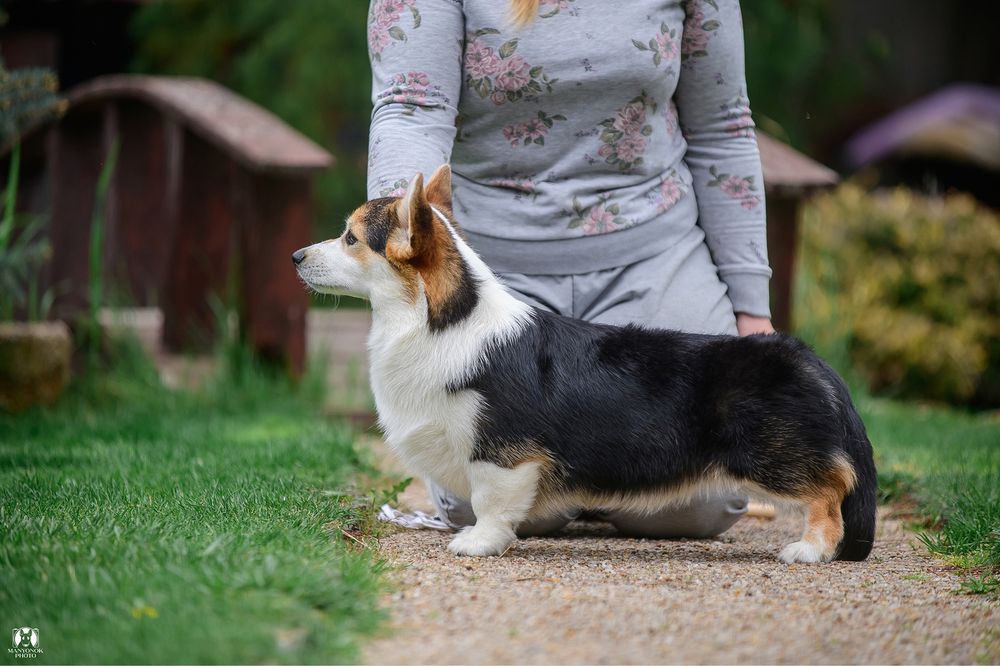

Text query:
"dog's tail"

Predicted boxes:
[[834, 401, 878, 561]]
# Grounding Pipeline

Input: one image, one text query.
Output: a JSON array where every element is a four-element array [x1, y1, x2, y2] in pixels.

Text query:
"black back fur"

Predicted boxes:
[[452, 309, 877, 560]]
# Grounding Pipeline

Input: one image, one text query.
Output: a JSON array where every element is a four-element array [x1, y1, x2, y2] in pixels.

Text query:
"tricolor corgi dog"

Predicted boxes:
[[293, 165, 877, 563]]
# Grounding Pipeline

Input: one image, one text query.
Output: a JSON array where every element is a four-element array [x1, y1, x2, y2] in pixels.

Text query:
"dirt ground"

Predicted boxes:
[[362, 476, 1000, 665]]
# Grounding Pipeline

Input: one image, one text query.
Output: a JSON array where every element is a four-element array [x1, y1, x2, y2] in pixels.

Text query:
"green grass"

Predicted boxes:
[[0, 341, 386, 664], [858, 396, 1000, 569], [795, 214, 1000, 578]]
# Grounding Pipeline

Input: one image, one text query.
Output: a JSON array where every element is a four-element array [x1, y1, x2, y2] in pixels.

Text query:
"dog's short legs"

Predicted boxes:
[[447, 461, 541, 557], [779, 494, 844, 564]]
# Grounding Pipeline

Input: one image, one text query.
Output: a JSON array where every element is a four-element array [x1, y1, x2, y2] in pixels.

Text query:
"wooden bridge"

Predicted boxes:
[[2, 74, 332, 374]]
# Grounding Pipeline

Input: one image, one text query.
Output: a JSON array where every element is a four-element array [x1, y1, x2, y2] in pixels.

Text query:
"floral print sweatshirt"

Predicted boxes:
[[367, 0, 772, 317]]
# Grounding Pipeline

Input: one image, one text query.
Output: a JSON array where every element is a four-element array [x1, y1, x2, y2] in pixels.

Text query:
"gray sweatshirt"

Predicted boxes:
[[367, 0, 772, 317]]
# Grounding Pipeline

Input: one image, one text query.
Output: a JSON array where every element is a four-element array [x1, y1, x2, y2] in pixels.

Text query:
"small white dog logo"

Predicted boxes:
[[11, 627, 38, 649]]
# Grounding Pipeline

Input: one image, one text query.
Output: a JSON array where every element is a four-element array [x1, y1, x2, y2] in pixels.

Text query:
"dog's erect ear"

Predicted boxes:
[[425, 164, 453, 211], [390, 172, 435, 262]]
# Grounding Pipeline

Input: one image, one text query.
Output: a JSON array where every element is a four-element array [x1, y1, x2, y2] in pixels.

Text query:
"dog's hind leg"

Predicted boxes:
[[778, 493, 845, 564], [447, 461, 541, 557]]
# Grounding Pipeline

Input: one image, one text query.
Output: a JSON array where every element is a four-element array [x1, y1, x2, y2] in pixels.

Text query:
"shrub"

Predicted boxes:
[[800, 184, 1000, 408]]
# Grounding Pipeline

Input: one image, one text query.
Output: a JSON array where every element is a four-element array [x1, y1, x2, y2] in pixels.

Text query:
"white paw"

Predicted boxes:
[[447, 526, 514, 557], [778, 540, 826, 564]]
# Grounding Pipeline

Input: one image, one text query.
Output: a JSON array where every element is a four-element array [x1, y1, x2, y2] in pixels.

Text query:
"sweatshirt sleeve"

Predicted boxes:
[[674, 0, 772, 318], [367, 0, 464, 199]]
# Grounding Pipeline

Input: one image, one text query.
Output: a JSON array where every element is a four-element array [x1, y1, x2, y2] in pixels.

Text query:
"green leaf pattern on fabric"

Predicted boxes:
[[369, 0, 422, 61], [464, 29, 557, 105], [596, 91, 658, 172]]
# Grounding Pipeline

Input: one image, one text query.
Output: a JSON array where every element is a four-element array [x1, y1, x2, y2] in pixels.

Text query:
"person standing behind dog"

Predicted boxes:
[[366, 0, 775, 537]]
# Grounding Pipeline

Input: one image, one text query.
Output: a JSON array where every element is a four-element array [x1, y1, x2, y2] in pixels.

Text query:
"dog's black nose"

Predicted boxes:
[[291, 248, 307, 265]]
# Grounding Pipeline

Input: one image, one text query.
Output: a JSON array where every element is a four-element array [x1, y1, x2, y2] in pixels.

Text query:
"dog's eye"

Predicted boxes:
[[345, 230, 358, 246]]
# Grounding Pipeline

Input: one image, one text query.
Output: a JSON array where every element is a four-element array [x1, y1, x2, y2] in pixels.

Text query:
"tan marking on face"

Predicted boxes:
[[385, 198, 469, 318], [340, 202, 394, 272], [344, 207, 372, 268], [414, 234, 468, 322]]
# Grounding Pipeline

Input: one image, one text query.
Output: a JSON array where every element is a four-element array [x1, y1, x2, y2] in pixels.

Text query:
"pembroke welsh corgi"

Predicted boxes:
[[293, 165, 877, 563]]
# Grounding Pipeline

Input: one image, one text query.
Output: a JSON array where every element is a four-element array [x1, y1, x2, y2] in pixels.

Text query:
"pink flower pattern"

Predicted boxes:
[[377, 71, 447, 114], [632, 22, 680, 71], [568, 196, 633, 235], [707, 164, 760, 210], [378, 178, 409, 198], [648, 170, 686, 213], [465, 40, 500, 80], [596, 92, 657, 172], [370, 6, 762, 239], [464, 28, 556, 105], [368, 0, 421, 61], [503, 111, 567, 147], [539, 0, 576, 18], [482, 175, 536, 193], [681, 0, 721, 62], [663, 100, 680, 136], [721, 92, 755, 139], [482, 174, 538, 202]]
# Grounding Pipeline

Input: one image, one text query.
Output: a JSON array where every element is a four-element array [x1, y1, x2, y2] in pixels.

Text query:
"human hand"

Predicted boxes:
[[736, 313, 775, 336]]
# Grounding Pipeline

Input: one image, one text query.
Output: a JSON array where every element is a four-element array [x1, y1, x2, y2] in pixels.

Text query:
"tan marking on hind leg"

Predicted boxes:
[[805, 495, 844, 560], [779, 493, 845, 564], [777, 455, 855, 564]]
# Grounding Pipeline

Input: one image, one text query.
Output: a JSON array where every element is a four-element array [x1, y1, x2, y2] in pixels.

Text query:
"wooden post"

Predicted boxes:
[[765, 195, 800, 332], [238, 173, 310, 375], [108, 101, 175, 305], [161, 131, 235, 352], [47, 109, 103, 323]]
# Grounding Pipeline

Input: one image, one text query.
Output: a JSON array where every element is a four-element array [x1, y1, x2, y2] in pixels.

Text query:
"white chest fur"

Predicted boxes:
[[368, 326, 483, 497], [368, 285, 531, 498], [365, 205, 533, 498]]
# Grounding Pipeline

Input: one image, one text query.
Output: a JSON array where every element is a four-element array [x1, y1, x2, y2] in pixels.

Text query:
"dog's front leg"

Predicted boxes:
[[447, 461, 542, 556]]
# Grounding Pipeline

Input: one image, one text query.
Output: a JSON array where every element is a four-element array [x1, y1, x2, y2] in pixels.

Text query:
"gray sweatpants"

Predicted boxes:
[[430, 225, 749, 538]]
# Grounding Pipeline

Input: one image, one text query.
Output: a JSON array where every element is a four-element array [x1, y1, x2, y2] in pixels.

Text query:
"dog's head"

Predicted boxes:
[[293, 164, 479, 330]]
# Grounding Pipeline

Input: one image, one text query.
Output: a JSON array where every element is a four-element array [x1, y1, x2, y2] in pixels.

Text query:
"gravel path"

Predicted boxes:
[[362, 475, 999, 665]]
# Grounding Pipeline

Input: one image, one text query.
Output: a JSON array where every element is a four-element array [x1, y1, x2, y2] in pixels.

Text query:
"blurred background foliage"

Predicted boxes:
[[799, 184, 1000, 409], [741, 0, 881, 149], [131, 0, 372, 239]]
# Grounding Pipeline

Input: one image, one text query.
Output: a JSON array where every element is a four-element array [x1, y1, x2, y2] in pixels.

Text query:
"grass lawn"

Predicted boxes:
[[860, 395, 1000, 569], [0, 344, 386, 664]]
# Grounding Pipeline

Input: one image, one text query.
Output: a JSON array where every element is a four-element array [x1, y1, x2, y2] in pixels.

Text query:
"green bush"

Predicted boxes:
[[800, 184, 1000, 408]]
